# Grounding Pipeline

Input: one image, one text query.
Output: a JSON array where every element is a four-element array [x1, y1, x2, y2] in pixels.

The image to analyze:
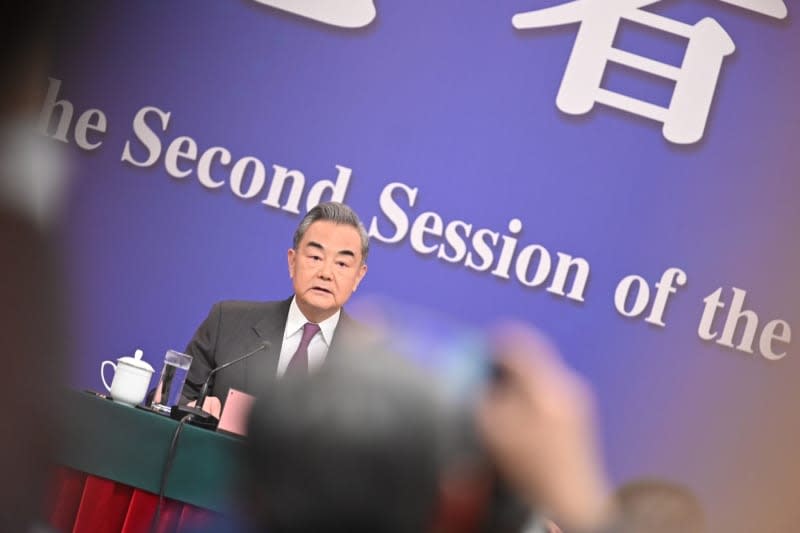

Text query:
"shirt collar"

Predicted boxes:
[[286, 296, 341, 346]]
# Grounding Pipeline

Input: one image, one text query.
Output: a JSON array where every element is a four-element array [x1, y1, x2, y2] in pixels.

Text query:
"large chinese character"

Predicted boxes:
[[249, 0, 376, 28], [513, 0, 787, 144], [717, 0, 786, 18]]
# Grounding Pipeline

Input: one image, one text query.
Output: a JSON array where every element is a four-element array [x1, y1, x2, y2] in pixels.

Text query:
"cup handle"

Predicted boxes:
[[100, 361, 116, 392]]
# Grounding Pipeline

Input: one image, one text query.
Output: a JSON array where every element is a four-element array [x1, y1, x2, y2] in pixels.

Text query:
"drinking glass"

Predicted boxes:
[[150, 350, 193, 414]]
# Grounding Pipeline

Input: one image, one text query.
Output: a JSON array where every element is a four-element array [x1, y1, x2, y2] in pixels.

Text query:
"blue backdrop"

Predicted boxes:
[[49, 1, 799, 531]]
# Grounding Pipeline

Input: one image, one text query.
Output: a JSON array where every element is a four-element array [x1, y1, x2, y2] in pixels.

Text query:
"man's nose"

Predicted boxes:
[[317, 260, 333, 280]]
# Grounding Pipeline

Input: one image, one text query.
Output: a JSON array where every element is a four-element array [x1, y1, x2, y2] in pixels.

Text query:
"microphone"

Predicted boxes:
[[171, 341, 271, 429]]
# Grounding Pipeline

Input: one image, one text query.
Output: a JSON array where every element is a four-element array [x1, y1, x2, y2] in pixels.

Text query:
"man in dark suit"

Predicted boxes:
[[180, 201, 368, 410]]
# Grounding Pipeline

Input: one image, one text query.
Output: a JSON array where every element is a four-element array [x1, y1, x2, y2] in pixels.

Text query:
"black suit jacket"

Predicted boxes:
[[180, 297, 360, 406]]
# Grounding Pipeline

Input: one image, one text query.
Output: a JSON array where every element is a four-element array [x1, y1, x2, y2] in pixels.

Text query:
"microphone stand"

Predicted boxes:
[[170, 342, 270, 429]]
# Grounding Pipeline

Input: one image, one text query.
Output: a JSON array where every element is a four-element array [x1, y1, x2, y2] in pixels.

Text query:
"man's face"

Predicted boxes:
[[288, 220, 367, 323]]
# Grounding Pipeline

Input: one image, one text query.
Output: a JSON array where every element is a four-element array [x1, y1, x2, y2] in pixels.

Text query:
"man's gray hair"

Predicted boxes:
[[293, 202, 370, 262]]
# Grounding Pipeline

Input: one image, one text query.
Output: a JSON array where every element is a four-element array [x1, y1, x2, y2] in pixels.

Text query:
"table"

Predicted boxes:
[[47, 390, 246, 532]]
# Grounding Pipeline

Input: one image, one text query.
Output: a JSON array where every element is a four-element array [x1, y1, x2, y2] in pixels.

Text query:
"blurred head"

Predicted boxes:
[[0, 1, 71, 229], [243, 340, 441, 533], [616, 479, 705, 533], [242, 328, 535, 533], [288, 202, 368, 322]]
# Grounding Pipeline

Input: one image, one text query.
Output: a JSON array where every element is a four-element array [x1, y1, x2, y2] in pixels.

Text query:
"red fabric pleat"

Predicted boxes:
[[120, 490, 157, 533], [120, 489, 183, 533], [72, 475, 134, 533], [46, 467, 221, 533], [46, 466, 86, 532]]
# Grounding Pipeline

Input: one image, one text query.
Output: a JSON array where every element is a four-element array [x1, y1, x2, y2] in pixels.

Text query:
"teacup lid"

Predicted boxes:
[[118, 349, 154, 373]]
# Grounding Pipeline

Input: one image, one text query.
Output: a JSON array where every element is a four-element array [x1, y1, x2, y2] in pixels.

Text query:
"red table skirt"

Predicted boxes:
[[47, 466, 216, 533]]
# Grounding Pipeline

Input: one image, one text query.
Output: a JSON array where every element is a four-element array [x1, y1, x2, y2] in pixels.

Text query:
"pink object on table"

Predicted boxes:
[[216, 388, 256, 436]]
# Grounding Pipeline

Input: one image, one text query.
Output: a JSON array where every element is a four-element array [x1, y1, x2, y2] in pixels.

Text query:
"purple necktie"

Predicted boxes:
[[287, 322, 321, 374]]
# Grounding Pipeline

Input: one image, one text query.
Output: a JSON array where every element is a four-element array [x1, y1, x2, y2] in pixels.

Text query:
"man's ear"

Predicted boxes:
[[354, 263, 368, 290]]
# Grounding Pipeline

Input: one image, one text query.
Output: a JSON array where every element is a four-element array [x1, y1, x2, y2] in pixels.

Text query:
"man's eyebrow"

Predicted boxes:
[[304, 241, 356, 258]]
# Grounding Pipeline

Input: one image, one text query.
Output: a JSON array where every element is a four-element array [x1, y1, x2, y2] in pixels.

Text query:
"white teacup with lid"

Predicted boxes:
[[100, 349, 155, 406]]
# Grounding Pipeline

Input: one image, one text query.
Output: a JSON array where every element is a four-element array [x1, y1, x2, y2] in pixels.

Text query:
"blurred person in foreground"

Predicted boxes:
[[0, 1, 70, 531], [477, 325, 617, 533], [241, 323, 619, 533], [614, 478, 705, 533]]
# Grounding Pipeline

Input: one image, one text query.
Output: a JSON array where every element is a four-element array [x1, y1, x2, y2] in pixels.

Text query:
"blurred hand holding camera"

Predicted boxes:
[[477, 323, 616, 533]]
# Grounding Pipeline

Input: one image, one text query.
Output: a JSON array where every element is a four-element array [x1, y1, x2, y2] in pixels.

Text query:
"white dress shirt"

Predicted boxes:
[[276, 297, 341, 377]]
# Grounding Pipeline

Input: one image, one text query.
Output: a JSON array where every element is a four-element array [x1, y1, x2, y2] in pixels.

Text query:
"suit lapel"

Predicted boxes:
[[244, 297, 292, 392]]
